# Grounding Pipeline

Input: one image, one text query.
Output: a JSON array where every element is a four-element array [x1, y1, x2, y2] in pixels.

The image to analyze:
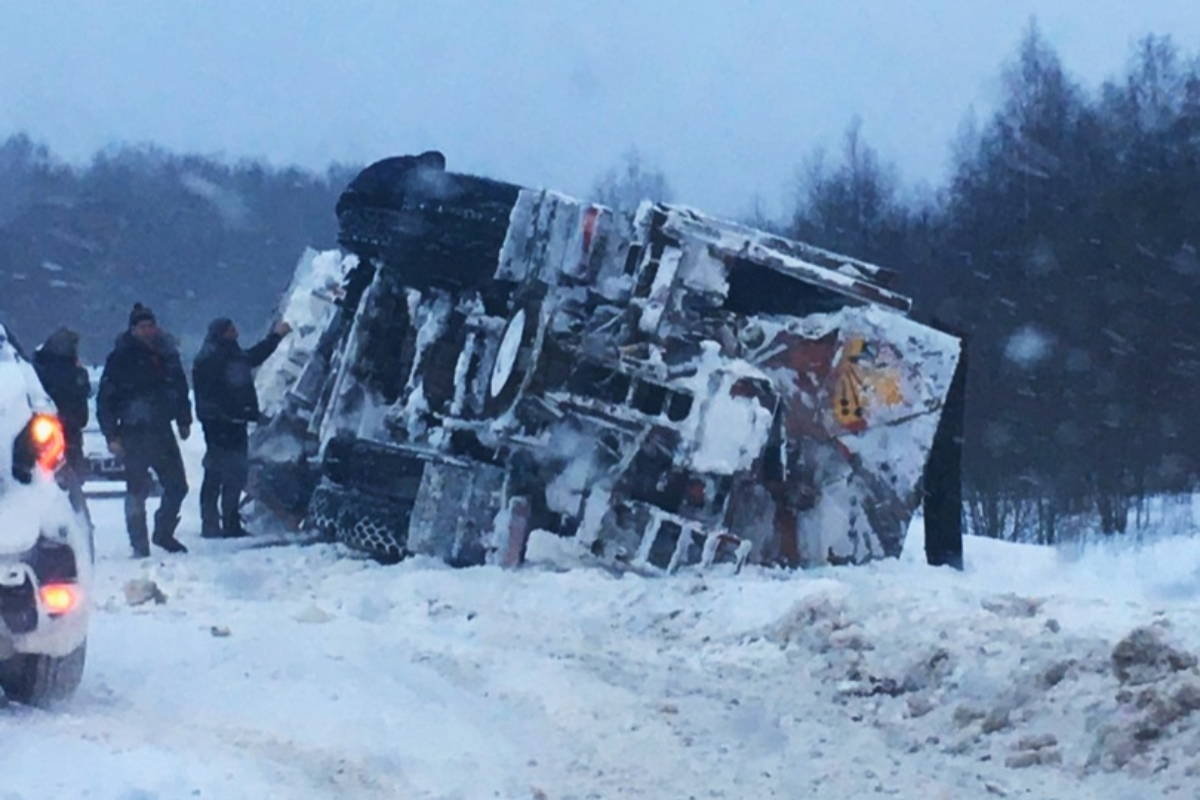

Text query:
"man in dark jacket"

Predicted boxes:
[[32, 327, 91, 473], [97, 303, 192, 557], [192, 316, 291, 538]]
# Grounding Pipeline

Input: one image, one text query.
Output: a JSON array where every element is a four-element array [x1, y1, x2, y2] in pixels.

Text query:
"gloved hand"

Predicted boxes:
[[178, 422, 191, 441], [107, 438, 124, 458]]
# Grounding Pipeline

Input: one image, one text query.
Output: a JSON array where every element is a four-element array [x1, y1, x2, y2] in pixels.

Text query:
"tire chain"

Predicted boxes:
[[308, 481, 409, 564]]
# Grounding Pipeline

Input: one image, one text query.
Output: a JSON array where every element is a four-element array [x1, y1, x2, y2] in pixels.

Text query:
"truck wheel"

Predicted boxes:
[[309, 481, 410, 564], [0, 640, 87, 707], [337, 166, 521, 293], [306, 480, 345, 539]]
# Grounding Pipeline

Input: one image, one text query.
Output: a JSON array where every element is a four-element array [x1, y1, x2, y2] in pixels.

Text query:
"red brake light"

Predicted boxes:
[[31, 415, 54, 441], [39, 583, 79, 615], [30, 414, 65, 471]]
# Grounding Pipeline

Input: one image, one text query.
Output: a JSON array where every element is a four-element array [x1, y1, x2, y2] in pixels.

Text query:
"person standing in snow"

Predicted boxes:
[[32, 326, 91, 474], [97, 303, 192, 557], [192, 317, 291, 538]]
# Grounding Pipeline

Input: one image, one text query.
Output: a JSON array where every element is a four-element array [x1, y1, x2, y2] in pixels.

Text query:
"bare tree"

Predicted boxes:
[[788, 117, 904, 262], [590, 148, 673, 215]]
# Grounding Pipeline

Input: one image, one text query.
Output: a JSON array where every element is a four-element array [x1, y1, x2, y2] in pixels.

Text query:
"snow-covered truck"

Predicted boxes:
[[250, 152, 962, 571]]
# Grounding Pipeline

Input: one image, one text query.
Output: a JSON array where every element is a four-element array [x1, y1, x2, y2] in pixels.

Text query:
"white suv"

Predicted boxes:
[[0, 321, 92, 705]]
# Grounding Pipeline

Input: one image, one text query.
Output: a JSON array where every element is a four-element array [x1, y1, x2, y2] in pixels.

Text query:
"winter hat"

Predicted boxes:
[[42, 326, 80, 357], [129, 302, 157, 327], [206, 317, 235, 340]]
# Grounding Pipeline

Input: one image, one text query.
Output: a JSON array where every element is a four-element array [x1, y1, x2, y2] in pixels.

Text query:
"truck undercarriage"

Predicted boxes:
[[249, 153, 962, 572]]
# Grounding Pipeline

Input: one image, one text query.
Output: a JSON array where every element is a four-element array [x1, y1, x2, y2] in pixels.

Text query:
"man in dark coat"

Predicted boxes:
[[97, 303, 192, 556], [32, 327, 91, 473], [192, 316, 291, 538]]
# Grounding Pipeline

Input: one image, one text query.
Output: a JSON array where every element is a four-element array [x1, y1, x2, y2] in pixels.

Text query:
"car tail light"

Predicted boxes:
[[30, 414, 66, 471], [39, 582, 79, 615], [12, 413, 66, 483]]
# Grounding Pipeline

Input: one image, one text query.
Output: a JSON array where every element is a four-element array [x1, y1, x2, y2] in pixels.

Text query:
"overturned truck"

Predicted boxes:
[[251, 152, 961, 571]]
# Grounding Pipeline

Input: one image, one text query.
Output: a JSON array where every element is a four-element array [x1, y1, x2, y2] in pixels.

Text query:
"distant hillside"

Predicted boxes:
[[0, 133, 360, 363]]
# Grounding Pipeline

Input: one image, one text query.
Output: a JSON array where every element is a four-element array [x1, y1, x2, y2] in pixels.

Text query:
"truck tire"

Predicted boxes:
[[0, 640, 87, 707], [337, 161, 520, 294], [305, 479, 345, 538], [308, 481, 411, 565]]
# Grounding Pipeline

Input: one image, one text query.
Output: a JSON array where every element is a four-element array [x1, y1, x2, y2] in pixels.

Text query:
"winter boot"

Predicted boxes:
[[223, 504, 250, 538], [199, 470, 223, 538], [200, 502, 222, 538], [152, 512, 189, 554], [153, 531, 189, 553], [222, 516, 251, 539]]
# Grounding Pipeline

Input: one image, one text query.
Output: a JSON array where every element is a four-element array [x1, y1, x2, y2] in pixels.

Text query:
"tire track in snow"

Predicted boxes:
[[2, 692, 418, 800]]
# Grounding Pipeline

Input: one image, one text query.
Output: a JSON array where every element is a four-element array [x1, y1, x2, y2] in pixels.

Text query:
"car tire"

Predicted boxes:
[[0, 640, 87, 707]]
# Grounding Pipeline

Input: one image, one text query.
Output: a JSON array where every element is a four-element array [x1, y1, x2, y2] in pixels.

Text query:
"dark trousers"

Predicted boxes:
[[200, 421, 249, 533], [57, 462, 94, 563], [64, 426, 87, 476], [122, 426, 189, 550]]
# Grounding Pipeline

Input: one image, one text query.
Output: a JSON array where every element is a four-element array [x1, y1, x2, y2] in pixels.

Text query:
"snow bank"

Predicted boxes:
[[10, 334, 1199, 799], [6, 466, 1200, 800]]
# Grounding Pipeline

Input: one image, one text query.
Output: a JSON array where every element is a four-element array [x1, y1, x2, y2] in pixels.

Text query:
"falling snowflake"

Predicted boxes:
[[1004, 325, 1052, 367]]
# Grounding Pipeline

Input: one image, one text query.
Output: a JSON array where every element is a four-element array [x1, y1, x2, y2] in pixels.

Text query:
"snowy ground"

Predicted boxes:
[[3, 439, 1200, 800]]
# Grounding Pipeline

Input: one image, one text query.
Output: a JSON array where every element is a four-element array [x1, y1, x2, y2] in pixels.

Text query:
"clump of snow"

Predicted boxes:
[[1089, 625, 1200, 773], [678, 341, 774, 475], [542, 422, 604, 517], [255, 248, 353, 417], [1110, 624, 1198, 686], [690, 375, 774, 475], [677, 242, 730, 296], [389, 290, 452, 441], [122, 578, 166, 606]]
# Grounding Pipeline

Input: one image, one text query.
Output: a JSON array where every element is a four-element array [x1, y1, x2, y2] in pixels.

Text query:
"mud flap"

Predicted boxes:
[[923, 324, 967, 569], [407, 460, 506, 567], [490, 495, 532, 569]]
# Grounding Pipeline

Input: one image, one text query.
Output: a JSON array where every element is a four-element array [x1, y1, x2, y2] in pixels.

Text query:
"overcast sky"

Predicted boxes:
[[4, 1, 1200, 217]]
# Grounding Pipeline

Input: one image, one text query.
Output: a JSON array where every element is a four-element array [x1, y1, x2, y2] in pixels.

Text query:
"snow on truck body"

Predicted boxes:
[[251, 154, 960, 571]]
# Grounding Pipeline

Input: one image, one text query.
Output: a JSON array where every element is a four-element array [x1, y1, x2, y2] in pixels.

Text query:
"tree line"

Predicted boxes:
[[1, 23, 1196, 541], [0, 138, 356, 362], [786, 26, 1200, 541]]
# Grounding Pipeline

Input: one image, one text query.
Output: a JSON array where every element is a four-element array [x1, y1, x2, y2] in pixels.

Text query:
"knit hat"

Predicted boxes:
[[42, 326, 81, 357], [129, 303, 156, 327], [206, 317, 235, 340]]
